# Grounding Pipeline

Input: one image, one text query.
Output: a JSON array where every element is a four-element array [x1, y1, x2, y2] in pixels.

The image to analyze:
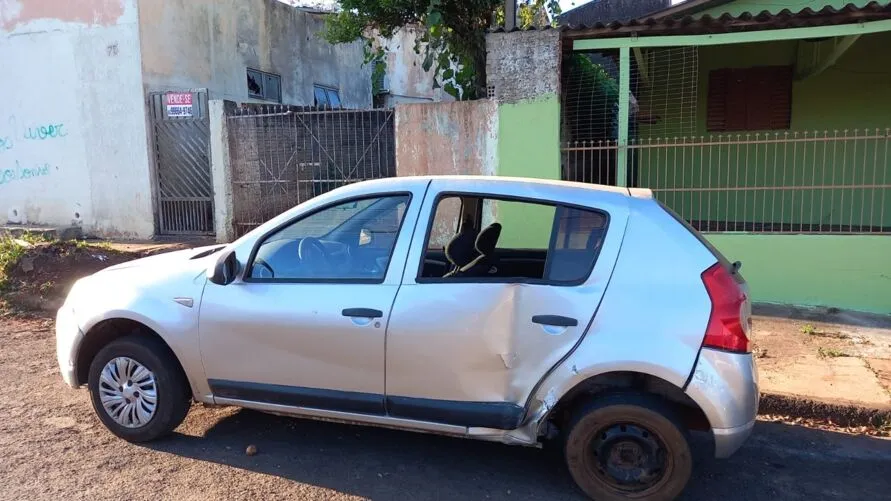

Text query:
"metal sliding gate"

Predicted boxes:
[[227, 106, 396, 238], [148, 90, 214, 235]]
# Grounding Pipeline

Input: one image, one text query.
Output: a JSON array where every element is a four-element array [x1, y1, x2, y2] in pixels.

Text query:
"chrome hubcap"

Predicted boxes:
[[98, 357, 157, 428]]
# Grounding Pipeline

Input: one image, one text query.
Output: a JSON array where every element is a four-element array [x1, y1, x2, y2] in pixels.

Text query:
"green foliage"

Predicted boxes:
[[324, 0, 561, 100], [563, 53, 619, 141], [0, 237, 27, 290]]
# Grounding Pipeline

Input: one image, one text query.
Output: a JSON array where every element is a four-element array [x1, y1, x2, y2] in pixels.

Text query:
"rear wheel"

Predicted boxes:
[[564, 394, 692, 501], [87, 335, 191, 442]]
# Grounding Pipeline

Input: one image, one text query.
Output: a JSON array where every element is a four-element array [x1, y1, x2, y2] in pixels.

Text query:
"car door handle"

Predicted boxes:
[[531, 315, 578, 327], [342, 308, 384, 319]]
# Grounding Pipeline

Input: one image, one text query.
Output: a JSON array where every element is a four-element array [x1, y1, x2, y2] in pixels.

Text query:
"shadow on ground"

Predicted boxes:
[[144, 409, 891, 501]]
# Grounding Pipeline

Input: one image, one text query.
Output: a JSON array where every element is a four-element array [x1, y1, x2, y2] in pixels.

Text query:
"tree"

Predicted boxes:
[[323, 0, 561, 100]]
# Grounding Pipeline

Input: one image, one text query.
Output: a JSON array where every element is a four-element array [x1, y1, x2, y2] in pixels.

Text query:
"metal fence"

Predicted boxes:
[[562, 129, 891, 234], [227, 105, 396, 238]]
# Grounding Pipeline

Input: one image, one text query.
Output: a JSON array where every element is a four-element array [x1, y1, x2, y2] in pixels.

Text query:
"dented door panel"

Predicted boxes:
[[385, 179, 630, 411]]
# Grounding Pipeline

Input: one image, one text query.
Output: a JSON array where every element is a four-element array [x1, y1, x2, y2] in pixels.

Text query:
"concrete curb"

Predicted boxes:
[[759, 392, 891, 428]]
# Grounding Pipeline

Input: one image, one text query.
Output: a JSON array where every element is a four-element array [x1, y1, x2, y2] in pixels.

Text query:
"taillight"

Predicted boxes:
[[701, 263, 750, 353]]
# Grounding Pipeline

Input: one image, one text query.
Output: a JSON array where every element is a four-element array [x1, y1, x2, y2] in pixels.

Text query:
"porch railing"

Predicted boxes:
[[562, 129, 891, 234]]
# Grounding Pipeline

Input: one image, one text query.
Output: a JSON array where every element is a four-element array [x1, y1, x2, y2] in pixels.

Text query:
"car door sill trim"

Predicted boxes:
[[386, 396, 524, 430], [213, 396, 468, 435], [209, 380, 525, 431], [209, 379, 385, 416]]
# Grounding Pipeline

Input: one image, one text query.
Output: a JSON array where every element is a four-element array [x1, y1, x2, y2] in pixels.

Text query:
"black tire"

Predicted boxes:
[[564, 393, 692, 501], [87, 335, 192, 442]]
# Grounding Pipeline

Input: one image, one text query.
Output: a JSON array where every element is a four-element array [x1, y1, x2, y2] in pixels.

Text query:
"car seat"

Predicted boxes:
[[452, 223, 502, 277]]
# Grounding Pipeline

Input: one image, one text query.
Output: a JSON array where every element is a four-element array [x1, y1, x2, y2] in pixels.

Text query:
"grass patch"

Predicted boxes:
[[0, 237, 33, 291], [818, 347, 849, 359], [800, 323, 850, 340]]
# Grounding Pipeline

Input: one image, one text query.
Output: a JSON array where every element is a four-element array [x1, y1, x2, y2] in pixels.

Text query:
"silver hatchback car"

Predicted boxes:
[[56, 176, 758, 501]]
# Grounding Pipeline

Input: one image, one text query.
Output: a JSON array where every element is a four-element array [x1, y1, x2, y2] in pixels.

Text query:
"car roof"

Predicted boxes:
[[334, 175, 652, 199]]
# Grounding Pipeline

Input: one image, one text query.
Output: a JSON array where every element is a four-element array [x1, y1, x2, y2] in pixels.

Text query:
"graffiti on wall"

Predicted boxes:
[[0, 115, 67, 186]]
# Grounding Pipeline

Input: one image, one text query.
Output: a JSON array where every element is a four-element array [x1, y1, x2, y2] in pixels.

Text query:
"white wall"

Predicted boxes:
[[0, 0, 154, 237], [137, 0, 372, 108]]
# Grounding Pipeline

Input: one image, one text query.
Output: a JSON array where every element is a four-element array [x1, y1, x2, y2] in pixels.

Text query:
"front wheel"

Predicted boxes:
[[87, 335, 191, 442], [564, 394, 692, 501]]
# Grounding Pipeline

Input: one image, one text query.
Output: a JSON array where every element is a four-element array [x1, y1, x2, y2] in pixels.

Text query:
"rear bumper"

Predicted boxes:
[[685, 348, 759, 458], [712, 420, 755, 458]]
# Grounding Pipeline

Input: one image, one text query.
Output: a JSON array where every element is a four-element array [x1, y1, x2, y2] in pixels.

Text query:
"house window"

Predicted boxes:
[[247, 68, 282, 103], [707, 65, 792, 132], [313, 85, 342, 108]]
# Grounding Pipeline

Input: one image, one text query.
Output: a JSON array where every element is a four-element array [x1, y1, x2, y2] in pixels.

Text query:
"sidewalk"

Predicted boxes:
[[752, 315, 891, 427]]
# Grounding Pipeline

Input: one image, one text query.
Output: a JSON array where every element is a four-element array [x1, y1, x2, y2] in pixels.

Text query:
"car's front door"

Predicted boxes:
[[384, 180, 629, 429], [198, 191, 421, 414]]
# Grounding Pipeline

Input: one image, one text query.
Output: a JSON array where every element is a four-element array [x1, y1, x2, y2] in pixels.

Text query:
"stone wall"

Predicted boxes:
[[485, 29, 561, 104]]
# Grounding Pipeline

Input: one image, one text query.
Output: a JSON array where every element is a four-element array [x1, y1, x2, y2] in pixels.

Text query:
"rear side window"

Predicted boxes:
[[547, 207, 608, 283], [420, 195, 608, 284]]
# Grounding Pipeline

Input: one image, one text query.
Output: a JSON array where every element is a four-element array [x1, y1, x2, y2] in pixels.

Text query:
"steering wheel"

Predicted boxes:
[[298, 237, 333, 274], [253, 258, 274, 279]]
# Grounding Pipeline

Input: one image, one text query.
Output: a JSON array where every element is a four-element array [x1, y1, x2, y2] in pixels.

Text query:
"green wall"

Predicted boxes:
[[696, 0, 884, 18], [497, 95, 562, 180], [497, 96, 562, 247], [706, 234, 891, 314]]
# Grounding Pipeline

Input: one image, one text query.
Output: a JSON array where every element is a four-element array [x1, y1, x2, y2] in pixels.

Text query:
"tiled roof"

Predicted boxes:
[[492, 2, 891, 39], [563, 1, 891, 38]]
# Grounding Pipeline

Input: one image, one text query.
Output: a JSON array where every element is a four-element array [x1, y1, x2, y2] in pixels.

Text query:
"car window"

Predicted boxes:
[[250, 195, 409, 281], [546, 207, 608, 283], [483, 199, 555, 250], [427, 196, 463, 249], [420, 195, 607, 284]]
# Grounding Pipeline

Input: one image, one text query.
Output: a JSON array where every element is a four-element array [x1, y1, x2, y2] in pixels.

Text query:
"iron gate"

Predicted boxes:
[[149, 90, 214, 235], [227, 105, 396, 238]]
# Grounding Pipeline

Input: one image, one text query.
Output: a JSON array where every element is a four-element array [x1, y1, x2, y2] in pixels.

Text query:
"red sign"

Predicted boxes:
[[166, 92, 193, 106], [165, 92, 194, 117]]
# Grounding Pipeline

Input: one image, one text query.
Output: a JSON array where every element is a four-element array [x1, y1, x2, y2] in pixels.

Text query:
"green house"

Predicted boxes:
[[493, 0, 891, 314]]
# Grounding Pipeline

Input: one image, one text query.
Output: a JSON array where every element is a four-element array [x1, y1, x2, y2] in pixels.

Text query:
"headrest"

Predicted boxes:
[[445, 230, 479, 268], [475, 223, 502, 256]]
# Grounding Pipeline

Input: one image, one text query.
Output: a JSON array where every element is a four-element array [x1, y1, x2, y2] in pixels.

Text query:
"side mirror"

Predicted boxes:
[[208, 250, 239, 285]]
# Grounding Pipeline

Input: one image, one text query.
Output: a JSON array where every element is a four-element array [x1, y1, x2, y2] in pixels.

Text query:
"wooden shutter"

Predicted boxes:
[[707, 69, 729, 131], [707, 65, 792, 132], [765, 66, 793, 130]]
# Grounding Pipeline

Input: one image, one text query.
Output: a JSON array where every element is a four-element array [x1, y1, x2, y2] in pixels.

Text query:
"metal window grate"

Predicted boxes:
[[226, 104, 396, 238]]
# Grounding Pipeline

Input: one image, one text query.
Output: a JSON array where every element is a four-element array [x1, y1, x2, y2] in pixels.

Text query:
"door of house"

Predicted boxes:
[[148, 89, 214, 235]]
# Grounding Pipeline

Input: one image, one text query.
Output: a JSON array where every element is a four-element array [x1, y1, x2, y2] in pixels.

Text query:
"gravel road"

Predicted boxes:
[[2, 315, 889, 501]]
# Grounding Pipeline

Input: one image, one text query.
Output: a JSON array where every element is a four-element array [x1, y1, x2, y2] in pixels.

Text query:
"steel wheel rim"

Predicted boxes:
[[587, 422, 670, 494], [98, 357, 158, 428]]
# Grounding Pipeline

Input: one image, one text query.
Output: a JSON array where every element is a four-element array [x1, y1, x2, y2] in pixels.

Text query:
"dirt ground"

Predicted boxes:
[[1, 313, 890, 500]]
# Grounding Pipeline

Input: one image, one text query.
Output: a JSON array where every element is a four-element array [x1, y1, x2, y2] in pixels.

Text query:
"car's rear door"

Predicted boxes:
[[383, 179, 630, 429]]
